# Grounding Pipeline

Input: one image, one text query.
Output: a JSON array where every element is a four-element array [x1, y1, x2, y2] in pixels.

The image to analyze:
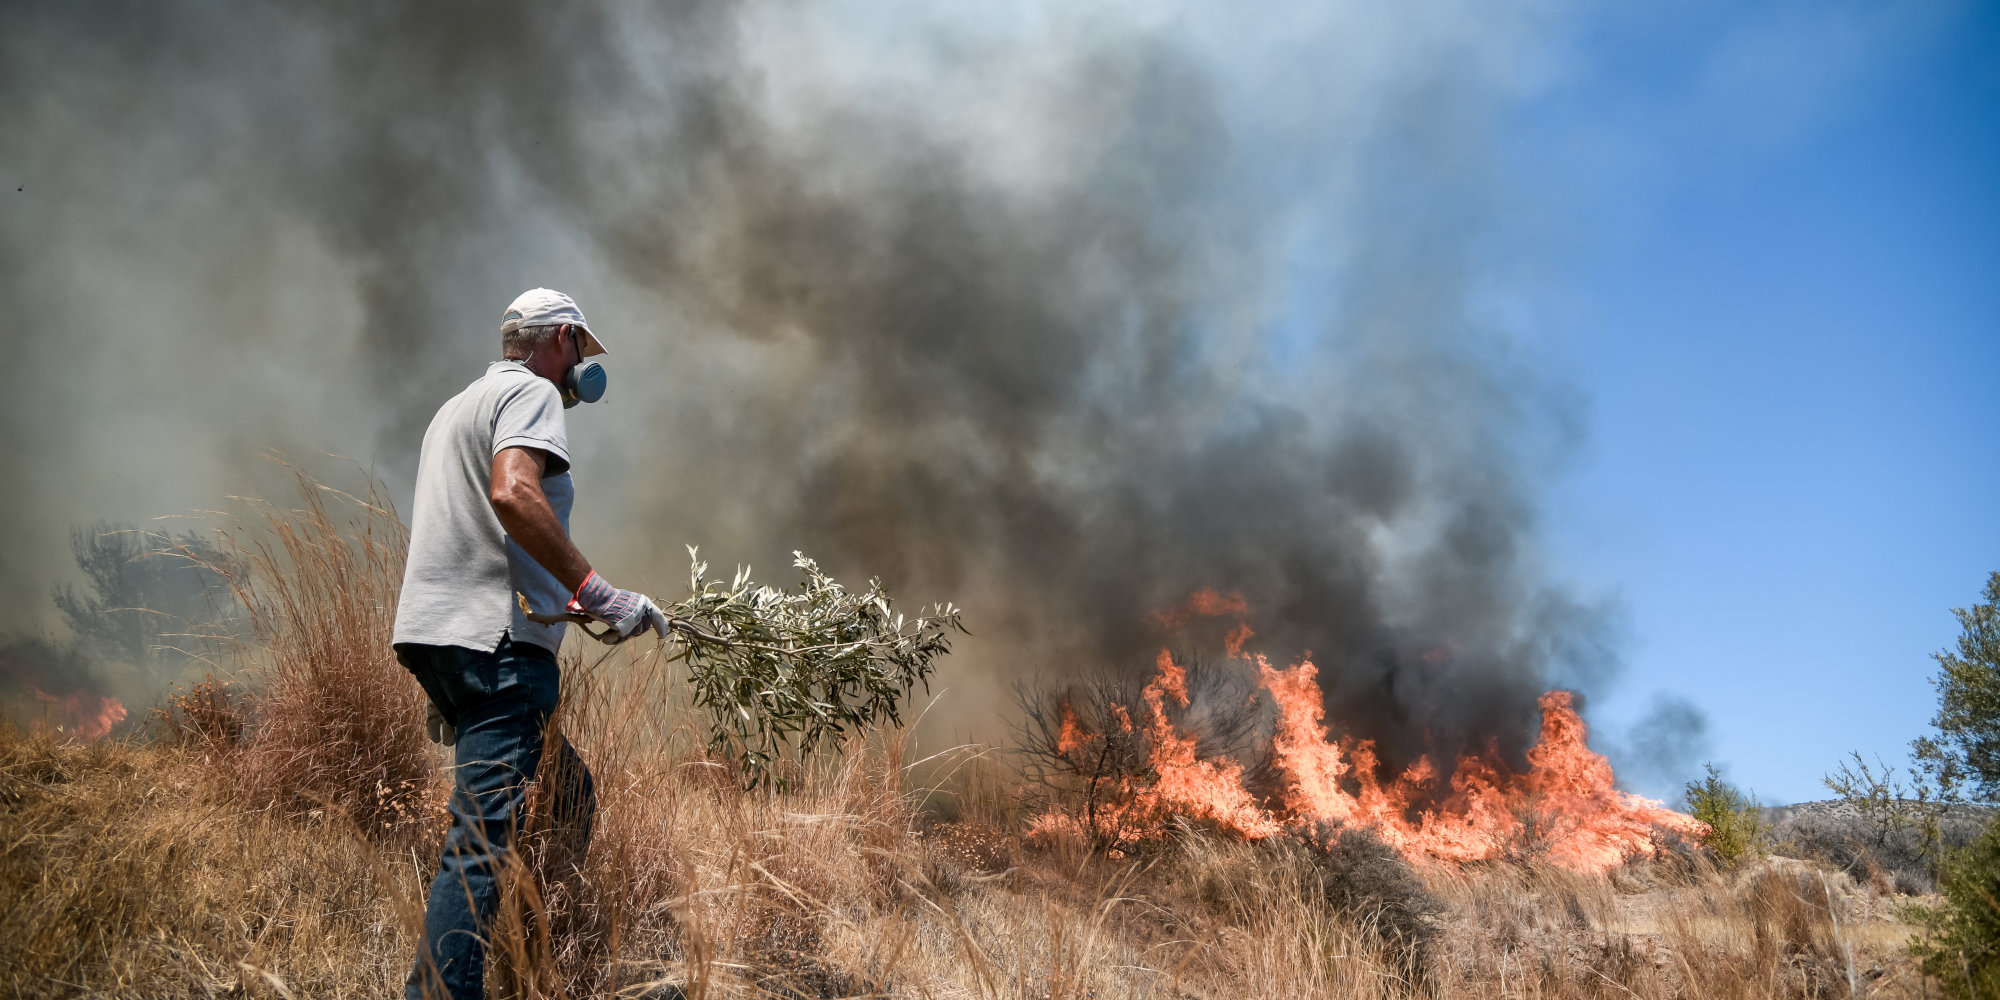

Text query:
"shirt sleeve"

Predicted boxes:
[[492, 378, 572, 476]]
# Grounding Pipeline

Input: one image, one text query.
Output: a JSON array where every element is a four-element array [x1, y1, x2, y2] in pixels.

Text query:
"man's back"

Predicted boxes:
[[395, 290, 664, 1000], [393, 360, 573, 654]]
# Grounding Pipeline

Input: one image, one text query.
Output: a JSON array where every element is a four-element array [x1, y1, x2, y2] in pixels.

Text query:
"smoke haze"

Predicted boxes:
[[1610, 693, 1715, 801], [1, 1, 1656, 773]]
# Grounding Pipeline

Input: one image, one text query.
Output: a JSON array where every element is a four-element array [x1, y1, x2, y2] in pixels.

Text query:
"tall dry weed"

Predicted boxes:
[[194, 467, 437, 838]]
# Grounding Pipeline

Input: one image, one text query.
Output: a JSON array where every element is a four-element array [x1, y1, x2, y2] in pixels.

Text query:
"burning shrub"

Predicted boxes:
[[0, 637, 128, 742], [1018, 623, 1706, 874], [1015, 651, 1268, 850]]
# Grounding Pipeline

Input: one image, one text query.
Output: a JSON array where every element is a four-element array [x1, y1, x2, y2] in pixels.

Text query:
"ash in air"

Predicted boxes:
[[0, 2, 1694, 781]]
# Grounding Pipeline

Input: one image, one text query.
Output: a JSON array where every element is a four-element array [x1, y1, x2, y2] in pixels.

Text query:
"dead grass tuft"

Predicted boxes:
[[157, 673, 245, 752], [194, 469, 437, 840], [1295, 823, 1445, 983]]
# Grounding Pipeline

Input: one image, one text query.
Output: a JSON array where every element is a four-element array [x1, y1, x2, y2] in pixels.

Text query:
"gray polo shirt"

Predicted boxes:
[[393, 361, 574, 654]]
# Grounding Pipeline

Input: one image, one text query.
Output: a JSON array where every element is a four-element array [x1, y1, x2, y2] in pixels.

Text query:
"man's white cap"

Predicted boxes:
[[501, 288, 608, 356]]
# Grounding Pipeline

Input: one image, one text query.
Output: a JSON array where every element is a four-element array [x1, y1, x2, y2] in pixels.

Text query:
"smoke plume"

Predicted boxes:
[[1610, 693, 1715, 801], [1, 1, 1627, 768]]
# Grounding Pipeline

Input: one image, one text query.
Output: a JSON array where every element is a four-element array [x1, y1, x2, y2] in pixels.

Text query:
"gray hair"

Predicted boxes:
[[501, 323, 563, 358]]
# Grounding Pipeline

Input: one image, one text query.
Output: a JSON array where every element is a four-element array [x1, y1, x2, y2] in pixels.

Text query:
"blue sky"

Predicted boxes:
[[1522, 1, 2000, 802]]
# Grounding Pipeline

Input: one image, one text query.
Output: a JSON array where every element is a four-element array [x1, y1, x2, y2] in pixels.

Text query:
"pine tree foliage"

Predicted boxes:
[[1683, 763, 1766, 865], [52, 524, 235, 683]]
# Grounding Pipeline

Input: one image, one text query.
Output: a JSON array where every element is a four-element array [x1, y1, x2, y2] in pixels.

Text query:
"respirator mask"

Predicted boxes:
[[562, 359, 607, 408], [559, 326, 607, 408]]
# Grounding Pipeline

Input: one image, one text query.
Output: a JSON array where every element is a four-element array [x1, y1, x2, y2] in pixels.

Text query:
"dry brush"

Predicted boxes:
[[0, 472, 1954, 998]]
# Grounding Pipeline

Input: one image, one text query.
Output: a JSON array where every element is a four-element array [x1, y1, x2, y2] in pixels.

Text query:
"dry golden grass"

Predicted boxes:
[[0, 729, 426, 997], [0, 475, 1946, 998], [1, 715, 1948, 999], [0, 714, 1409, 999], [3, 705, 1944, 1000]]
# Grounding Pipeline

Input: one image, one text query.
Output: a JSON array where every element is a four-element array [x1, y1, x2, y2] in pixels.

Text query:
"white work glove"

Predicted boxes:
[[568, 570, 672, 639], [425, 699, 458, 747]]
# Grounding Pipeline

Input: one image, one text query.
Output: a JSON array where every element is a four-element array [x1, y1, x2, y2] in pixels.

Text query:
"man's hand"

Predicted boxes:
[[570, 570, 672, 639]]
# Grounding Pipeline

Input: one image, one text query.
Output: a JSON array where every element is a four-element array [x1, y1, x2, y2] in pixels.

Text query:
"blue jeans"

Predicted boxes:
[[396, 636, 596, 1000]]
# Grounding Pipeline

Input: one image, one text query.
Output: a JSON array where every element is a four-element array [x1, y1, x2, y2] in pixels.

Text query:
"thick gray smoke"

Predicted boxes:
[[1, 1, 1646, 771]]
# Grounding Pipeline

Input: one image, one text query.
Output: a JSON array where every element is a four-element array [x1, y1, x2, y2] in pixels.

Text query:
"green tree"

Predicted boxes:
[[1908, 816, 2000, 998], [1684, 763, 1767, 865], [1900, 571, 2000, 998], [1913, 571, 2000, 802]]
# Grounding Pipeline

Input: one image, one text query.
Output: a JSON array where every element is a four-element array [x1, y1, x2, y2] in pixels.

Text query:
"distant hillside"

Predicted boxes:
[[1764, 798, 1997, 834], [1758, 798, 1996, 893]]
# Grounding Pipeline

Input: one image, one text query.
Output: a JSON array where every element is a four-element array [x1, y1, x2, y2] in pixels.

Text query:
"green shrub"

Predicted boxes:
[[1909, 816, 2000, 998], [1684, 763, 1768, 865]]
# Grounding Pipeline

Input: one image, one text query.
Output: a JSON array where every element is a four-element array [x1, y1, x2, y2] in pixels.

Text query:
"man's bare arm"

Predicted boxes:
[[490, 446, 592, 594]]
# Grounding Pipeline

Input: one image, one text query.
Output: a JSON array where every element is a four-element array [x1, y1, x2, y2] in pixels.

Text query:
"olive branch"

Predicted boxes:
[[532, 548, 964, 789]]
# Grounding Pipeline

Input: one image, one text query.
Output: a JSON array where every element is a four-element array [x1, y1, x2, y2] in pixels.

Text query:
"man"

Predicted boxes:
[[392, 287, 669, 1000]]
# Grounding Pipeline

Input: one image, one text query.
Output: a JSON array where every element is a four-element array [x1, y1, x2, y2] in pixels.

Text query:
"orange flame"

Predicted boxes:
[[31, 687, 128, 741], [1155, 587, 1249, 630], [1223, 623, 1254, 656], [1034, 599, 1706, 872], [1139, 651, 1281, 839], [1056, 703, 1087, 754]]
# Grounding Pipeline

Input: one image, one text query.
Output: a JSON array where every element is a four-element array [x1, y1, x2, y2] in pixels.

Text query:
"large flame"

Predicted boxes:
[[1140, 651, 1281, 839], [1033, 600, 1704, 872], [1027, 650, 1280, 849]]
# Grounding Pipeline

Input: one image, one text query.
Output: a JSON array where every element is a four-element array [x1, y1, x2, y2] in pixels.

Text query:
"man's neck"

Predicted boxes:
[[502, 354, 563, 388]]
